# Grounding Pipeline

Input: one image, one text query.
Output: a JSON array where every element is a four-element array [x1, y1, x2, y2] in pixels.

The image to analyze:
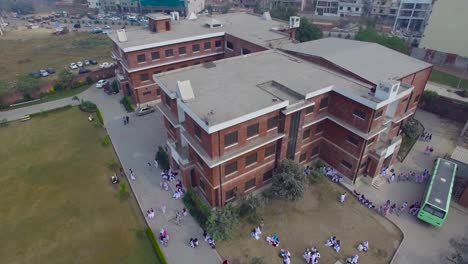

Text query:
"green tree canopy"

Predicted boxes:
[[57, 70, 74, 88], [271, 159, 308, 201], [16, 75, 40, 92], [296, 17, 323, 42], [156, 146, 170, 171], [206, 204, 239, 241], [355, 26, 407, 53], [270, 5, 298, 21]]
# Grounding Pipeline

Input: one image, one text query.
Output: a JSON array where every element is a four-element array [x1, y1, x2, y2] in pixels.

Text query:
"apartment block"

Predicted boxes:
[[101, 0, 139, 12], [108, 12, 297, 105], [155, 38, 431, 206], [315, 0, 364, 18]]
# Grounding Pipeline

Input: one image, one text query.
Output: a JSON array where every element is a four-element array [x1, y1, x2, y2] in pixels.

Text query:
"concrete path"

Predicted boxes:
[[355, 110, 468, 264], [425, 81, 468, 103], [1, 83, 221, 264]]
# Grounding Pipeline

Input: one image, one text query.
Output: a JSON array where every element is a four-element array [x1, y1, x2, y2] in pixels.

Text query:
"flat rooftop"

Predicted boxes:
[[156, 50, 372, 129], [282, 38, 432, 84], [108, 12, 291, 52]]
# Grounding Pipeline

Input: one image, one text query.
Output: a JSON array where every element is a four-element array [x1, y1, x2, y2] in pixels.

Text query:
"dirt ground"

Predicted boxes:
[[217, 180, 403, 264]]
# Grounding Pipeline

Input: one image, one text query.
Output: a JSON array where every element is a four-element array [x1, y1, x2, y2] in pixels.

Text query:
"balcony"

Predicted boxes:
[[167, 138, 190, 166], [372, 135, 402, 158], [156, 102, 180, 128]]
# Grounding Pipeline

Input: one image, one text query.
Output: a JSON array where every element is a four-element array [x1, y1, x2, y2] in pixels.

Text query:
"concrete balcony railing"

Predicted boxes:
[[167, 138, 190, 166], [373, 135, 402, 158]]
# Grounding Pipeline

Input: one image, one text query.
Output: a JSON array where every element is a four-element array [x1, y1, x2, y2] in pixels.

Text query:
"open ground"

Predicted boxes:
[[217, 180, 402, 264], [0, 29, 112, 92], [0, 107, 158, 264]]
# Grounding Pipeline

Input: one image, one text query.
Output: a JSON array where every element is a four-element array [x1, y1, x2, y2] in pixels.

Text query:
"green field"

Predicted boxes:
[[429, 70, 468, 90], [0, 107, 158, 264]]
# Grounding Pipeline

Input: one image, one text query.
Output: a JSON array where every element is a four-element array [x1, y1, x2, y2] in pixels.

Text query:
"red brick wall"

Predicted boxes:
[[148, 18, 171, 33], [369, 106, 387, 131], [328, 92, 373, 132], [323, 119, 365, 157], [185, 114, 217, 158], [320, 138, 359, 179], [224, 34, 268, 58], [403, 67, 432, 110]]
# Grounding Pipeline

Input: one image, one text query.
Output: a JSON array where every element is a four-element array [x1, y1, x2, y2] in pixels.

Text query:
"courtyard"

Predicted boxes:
[[217, 180, 403, 264], [0, 107, 158, 264]]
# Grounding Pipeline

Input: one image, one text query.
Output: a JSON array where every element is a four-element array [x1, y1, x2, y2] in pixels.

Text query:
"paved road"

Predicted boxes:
[[1, 84, 222, 264], [356, 110, 468, 264], [0, 97, 78, 121], [425, 81, 468, 103]]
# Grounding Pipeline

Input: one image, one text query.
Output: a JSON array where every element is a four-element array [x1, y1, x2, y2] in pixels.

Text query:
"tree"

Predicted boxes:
[[271, 159, 308, 201], [16, 75, 40, 93], [270, 5, 298, 21], [156, 146, 170, 170], [355, 26, 407, 53], [57, 70, 74, 88], [119, 183, 128, 200], [296, 17, 323, 42], [206, 204, 239, 241]]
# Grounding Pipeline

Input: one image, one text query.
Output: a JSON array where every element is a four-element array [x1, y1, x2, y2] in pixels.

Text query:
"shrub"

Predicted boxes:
[[96, 108, 104, 125], [118, 183, 128, 200], [145, 227, 168, 264], [155, 146, 170, 170], [111, 79, 119, 93], [307, 170, 323, 185], [72, 95, 79, 101], [0, 118, 8, 127], [86, 76, 93, 85], [49, 87, 55, 93], [79, 99, 97, 112], [108, 160, 119, 171], [101, 135, 110, 146], [421, 90, 439, 105], [120, 96, 135, 112], [271, 159, 308, 201], [182, 186, 211, 228], [237, 194, 267, 224], [206, 204, 239, 241], [54, 82, 64, 91], [315, 159, 324, 169]]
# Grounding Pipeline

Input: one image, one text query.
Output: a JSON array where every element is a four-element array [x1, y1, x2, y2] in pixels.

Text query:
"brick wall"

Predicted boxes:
[[403, 67, 432, 110], [328, 91, 373, 132], [224, 34, 268, 58]]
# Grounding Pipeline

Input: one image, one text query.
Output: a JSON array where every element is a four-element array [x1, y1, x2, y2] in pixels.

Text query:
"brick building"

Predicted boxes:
[[108, 12, 298, 106], [154, 38, 432, 206]]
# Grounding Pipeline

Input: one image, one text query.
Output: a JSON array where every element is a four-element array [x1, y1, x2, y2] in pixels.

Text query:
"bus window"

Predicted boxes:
[[423, 204, 446, 218]]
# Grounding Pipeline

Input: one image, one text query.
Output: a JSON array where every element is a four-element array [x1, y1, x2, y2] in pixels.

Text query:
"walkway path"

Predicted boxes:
[[355, 110, 468, 264], [0, 84, 221, 264], [425, 81, 468, 103]]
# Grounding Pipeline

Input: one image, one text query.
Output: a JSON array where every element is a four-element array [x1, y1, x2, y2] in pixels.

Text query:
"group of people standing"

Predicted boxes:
[[378, 200, 421, 217]]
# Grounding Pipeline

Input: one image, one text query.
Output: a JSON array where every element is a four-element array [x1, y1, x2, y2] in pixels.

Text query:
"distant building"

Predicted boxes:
[[87, 0, 101, 9], [270, 0, 308, 11], [140, 0, 205, 16], [314, 0, 364, 18], [101, 0, 139, 12]]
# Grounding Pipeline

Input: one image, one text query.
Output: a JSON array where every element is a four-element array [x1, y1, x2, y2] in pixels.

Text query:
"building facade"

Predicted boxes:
[[87, 0, 101, 9], [101, 0, 139, 12], [108, 12, 297, 106], [315, 0, 364, 18], [154, 38, 431, 207]]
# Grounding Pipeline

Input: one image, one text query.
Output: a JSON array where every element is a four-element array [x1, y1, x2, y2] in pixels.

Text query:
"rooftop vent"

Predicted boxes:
[[205, 18, 222, 28], [116, 29, 127, 42], [262, 11, 272, 21], [187, 12, 197, 20], [177, 80, 195, 102]]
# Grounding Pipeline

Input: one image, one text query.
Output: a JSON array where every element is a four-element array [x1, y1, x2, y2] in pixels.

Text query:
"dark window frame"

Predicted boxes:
[[265, 144, 276, 157], [204, 42, 211, 50], [305, 106, 314, 114], [192, 44, 200, 52], [178, 46, 186, 55], [140, 73, 149, 82], [319, 97, 329, 109], [137, 54, 146, 63], [299, 152, 307, 162], [226, 41, 234, 50], [151, 51, 160, 60], [263, 169, 273, 182], [244, 178, 256, 190], [316, 123, 323, 134], [194, 125, 202, 139], [374, 110, 383, 119], [164, 49, 174, 57], [347, 135, 359, 146], [245, 152, 258, 167], [302, 128, 310, 140], [165, 93, 171, 107], [247, 123, 259, 138], [267, 116, 279, 130], [341, 160, 352, 169], [225, 161, 238, 176], [224, 131, 238, 147], [215, 40, 222, 48], [225, 187, 237, 200], [353, 109, 367, 119], [311, 146, 320, 156]]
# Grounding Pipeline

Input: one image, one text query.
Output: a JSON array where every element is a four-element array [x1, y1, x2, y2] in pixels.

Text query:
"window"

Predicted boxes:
[[137, 54, 146, 63], [165, 49, 173, 57], [241, 48, 251, 55], [367, 137, 376, 145], [316, 123, 323, 134], [225, 161, 238, 175], [299, 153, 306, 162], [156, 89, 161, 96], [178, 47, 186, 55], [247, 123, 259, 138], [347, 6, 351, 10], [341, 160, 352, 169], [192, 44, 200, 52], [151, 51, 160, 60], [225, 188, 237, 200], [353, 109, 366, 119], [374, 110, 383, 119], [347, 135, 359, 146], [311, 146, 320, 156], [319, 97, 329, 109], [263, 170, 273, 182], [302, 128, 310, 140], [305, 106, 314, 114], [194, 125, 201, 139], [143, 91, 151, 95], [267, 116, 279, 130], [224, 131, 238, 147], [265, 144, 276, 157], [245, 178, 256, 190], [165, 94, 171, 107], [414, 95, 420, 102], [422, 204, 446, 218], [215, 40, 222, 48], [226, 41, 234, 50], [245, 153, 258, 167], [140, 73, 149, 81], [204, 42, 211, 50]]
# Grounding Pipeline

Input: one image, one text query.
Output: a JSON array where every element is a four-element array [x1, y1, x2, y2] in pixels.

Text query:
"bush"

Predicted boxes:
[[49, 87, 55, 93], [0, 118, 8, 127], [120, 96, 135, 112], [402, 118, 422, 139], [111, 79, 119, 93], [101, 135, 110, 146], [118, 183, 128, 200], [182, 186, 211, 228], [206, 204, 239, 241], [96, 108, 104, 125], [237, 194, 267, 224], [54, 82, 64, 91], [108, 160, 119, 171], [421, 90, 439, 105], [315, 159, 324, 169], [156, 146, 170, 171], [271, 159, 308, 201], [79, 99, 97, 112], [307, 170, 323, 185], [145, 227, 168, 264]]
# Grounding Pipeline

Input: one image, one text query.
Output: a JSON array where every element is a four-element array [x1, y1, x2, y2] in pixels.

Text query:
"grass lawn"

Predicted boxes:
[[0, 31, 112, 93], [429, 70, 468, 89], [217, 180, 403, 264], [0, 107, 158, 264]]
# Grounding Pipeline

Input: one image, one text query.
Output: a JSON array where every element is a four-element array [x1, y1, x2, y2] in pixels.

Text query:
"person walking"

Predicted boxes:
[[126, 116, 129, 124], [154, 158, 159, 168], [123, 116, 127, 125], [339, 192, 347, 203]]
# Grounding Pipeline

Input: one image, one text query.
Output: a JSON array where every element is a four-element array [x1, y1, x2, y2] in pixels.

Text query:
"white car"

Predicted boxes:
[[99, 62, 112, 69], [77, 61, 83, 67], [69, 63, 78, 70], [39, 69, 49, 77], [96, 79, 109, 88], [110, 17, 120, 21], [104, 25, 111, 29]]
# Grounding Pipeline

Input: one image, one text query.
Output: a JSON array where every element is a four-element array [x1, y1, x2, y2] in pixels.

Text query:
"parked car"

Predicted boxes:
[[73, 23, 81, 29], [89, 59, 97, 65], [77, 61, 83, 67], [31, 71, 41, 77], [91, 27, 102, 34], [103, 25, 111, 29], [46, 67, 56, 74], [110, 17, 120, 21], [69, 63, 78, 70], [78, 68, 91, 74], [136, 106, 155, 116], [39, 69, 49, 77], [84, 23, 92, 27], [84, 60, 90, 66], [99, 62, 112, 69], [96, 79, 109, 88]]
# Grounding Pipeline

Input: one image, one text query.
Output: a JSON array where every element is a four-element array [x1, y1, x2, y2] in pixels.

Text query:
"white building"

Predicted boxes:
[[87, 0, 101, 9], [314, 0, 363, 18], [186, 0, 205, 15]]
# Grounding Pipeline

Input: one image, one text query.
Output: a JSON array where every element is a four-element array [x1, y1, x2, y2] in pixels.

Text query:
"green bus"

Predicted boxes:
[[417, 158, 457, 227]]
